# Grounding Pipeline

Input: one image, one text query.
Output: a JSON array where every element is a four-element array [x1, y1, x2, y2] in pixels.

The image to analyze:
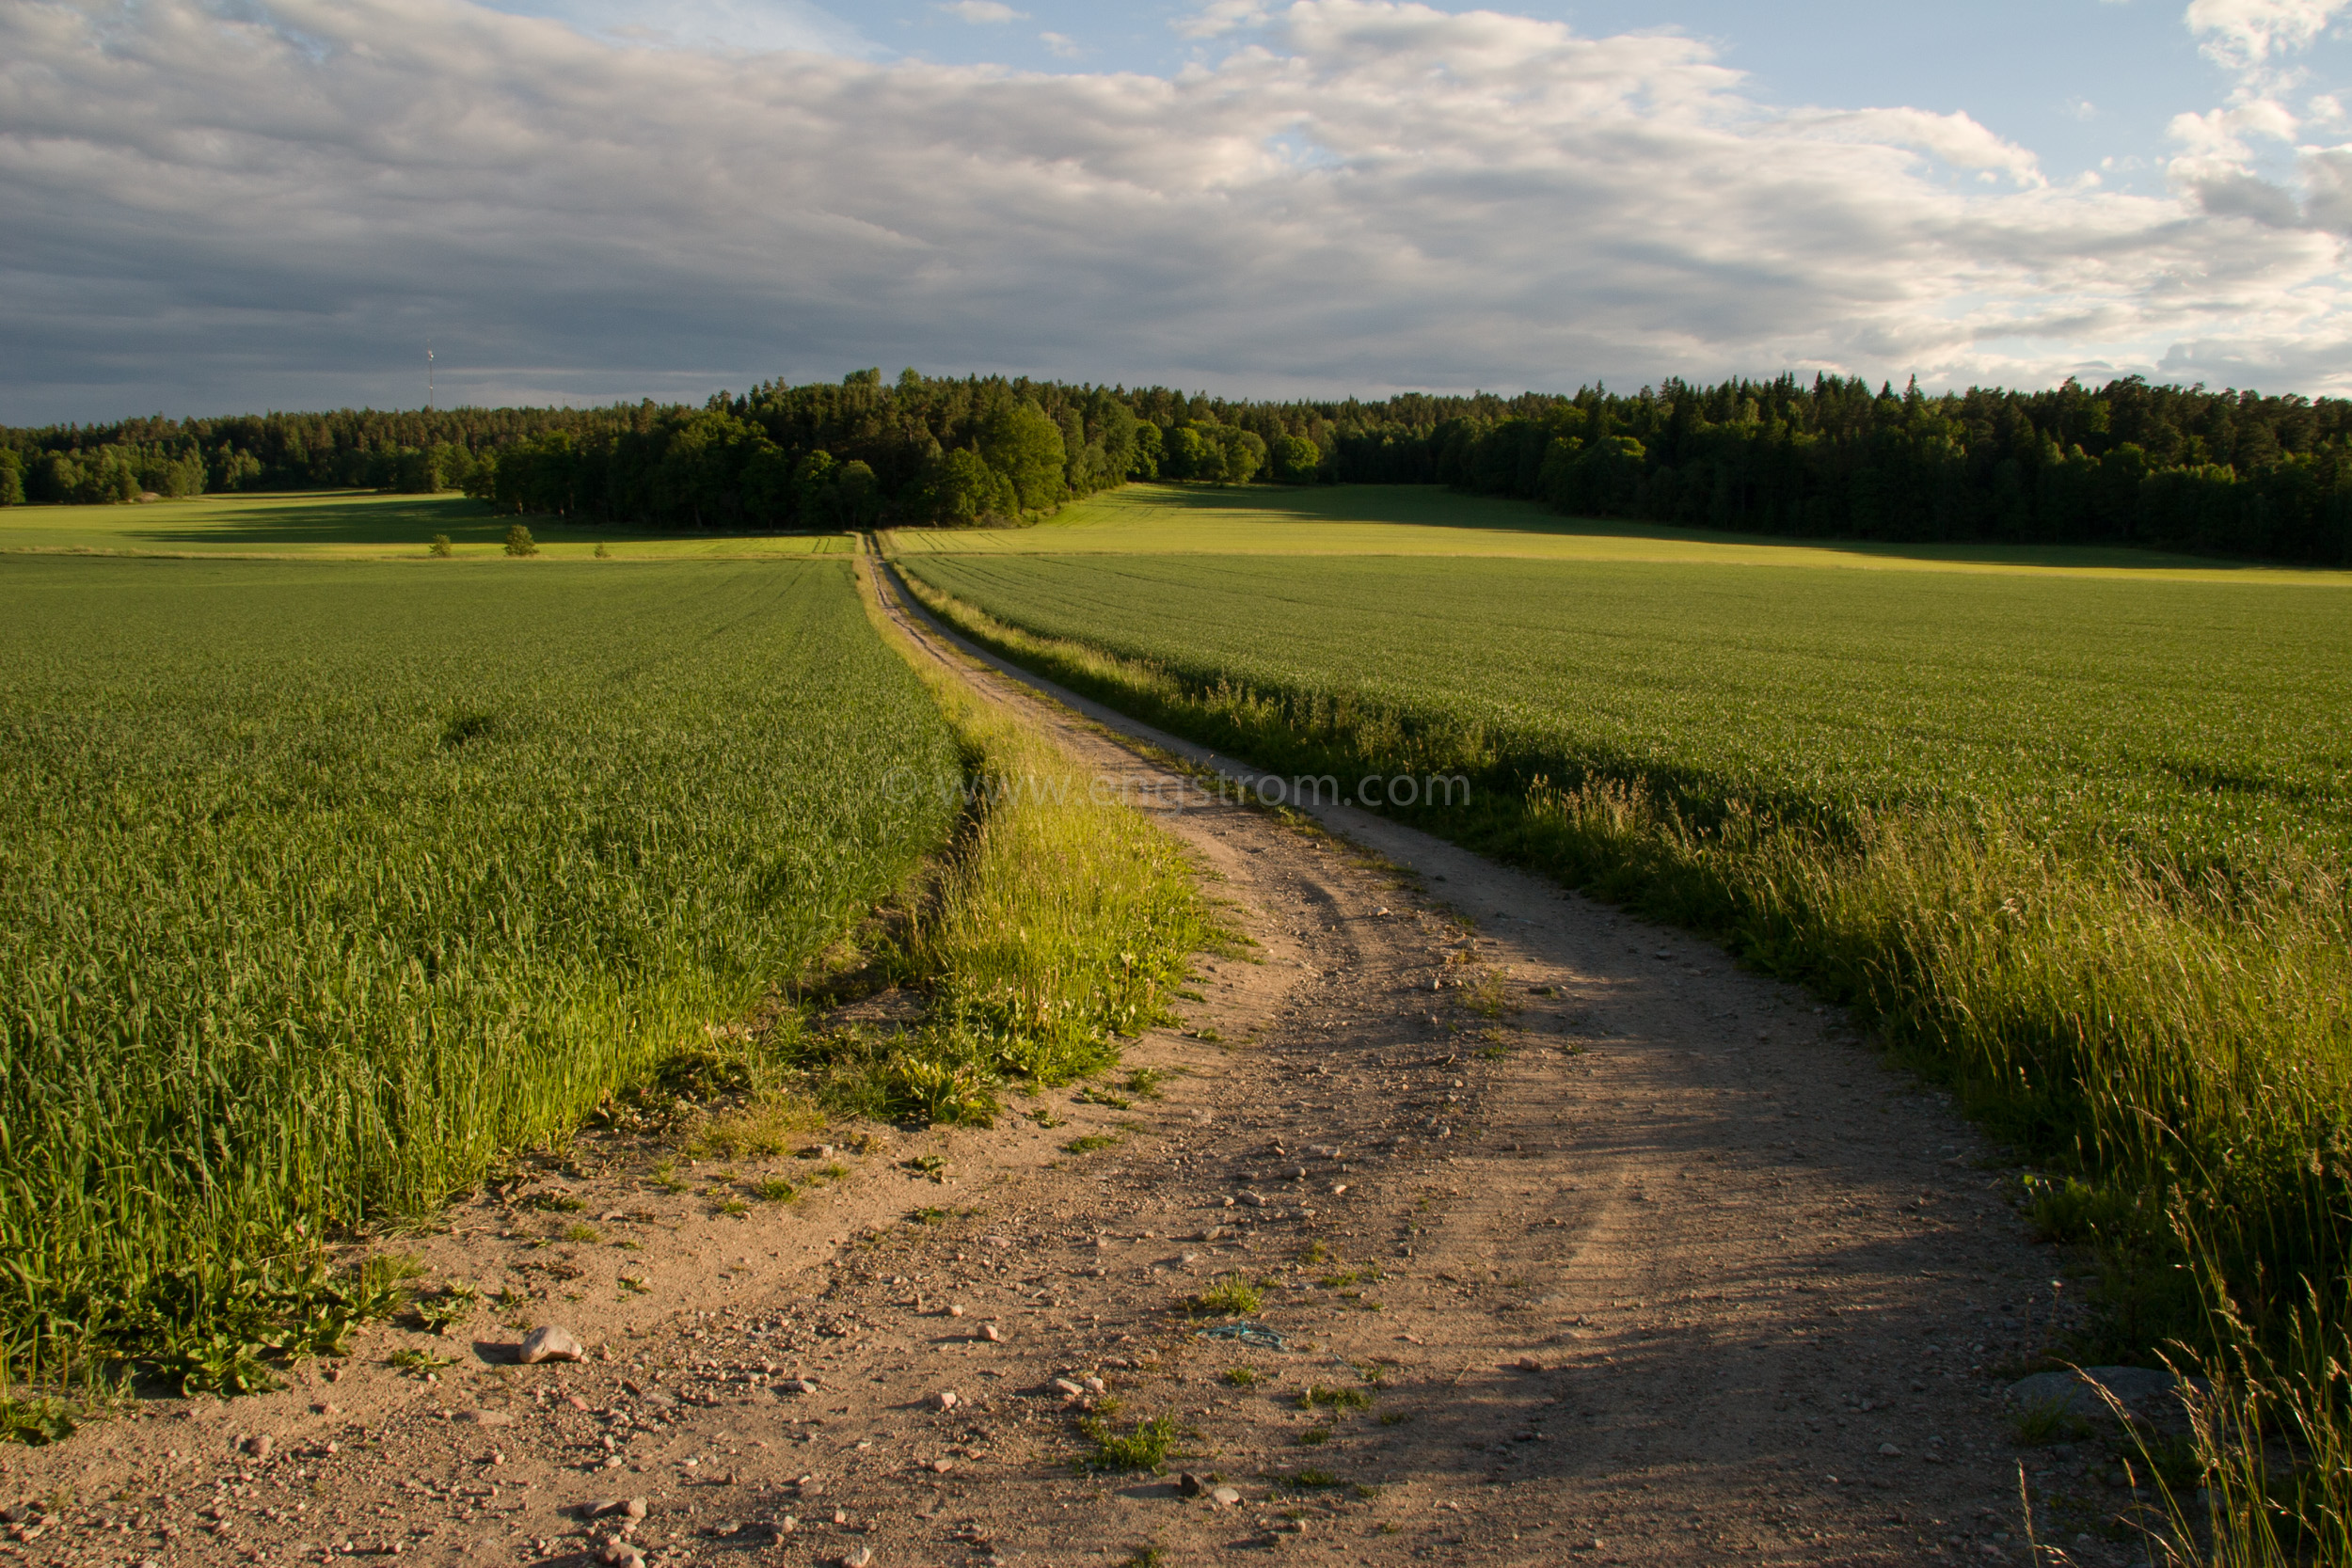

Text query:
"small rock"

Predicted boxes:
[[455, 1410, 514, 1427], [841, 1549, 873, 1568], [566, 1395, 591, 1412], [1081, 1376, 1105, 1395], [519, 1325, 584, 1365], [946, 1305, 965, 1319], [2007, 1365, 2198, 1420], [244, 1434, 275, 1461], [1879, 1443, 1902, 1456], [933, 1390, 960, 1412], [776, 1378, 819, 1396], [311, 1402, 339, 1417], [1512, 1356, 1544, 1373], [930, 1459, 953, 1474], [1176, 1472, 1205, 1497], [1239, 1191, 1269, 1208], [1051, 1378, 1086, 1398], [979, 1322, 1004, 1343], [1209, 1486, 1242, 1508]]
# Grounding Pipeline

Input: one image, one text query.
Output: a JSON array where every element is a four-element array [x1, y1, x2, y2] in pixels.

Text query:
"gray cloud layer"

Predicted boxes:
[[5, 0, 2350, 420]]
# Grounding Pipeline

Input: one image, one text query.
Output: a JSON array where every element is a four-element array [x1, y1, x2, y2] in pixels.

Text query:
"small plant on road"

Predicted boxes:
[[1188, 1275, 1263, 1317], [1300, 1384, 1373, 1412], [1082, 1412, 1179, 1472]]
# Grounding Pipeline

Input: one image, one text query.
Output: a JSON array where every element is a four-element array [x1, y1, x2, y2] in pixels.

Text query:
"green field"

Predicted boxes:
[[0, 555, 957, 1366], [892, 485, 2352, 1356], [901, 551, 2352, 865], [0, 489, 853, 560]]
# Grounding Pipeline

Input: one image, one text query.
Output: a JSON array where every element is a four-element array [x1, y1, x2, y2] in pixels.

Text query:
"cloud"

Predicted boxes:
[[2166, 0, 2352, 235], [1785, 106, 2045, 185], [4, 0, 2352, 421], [2185, 0, 2349, 73], [478, 0, 879, 55], [1177, 1, 1272, 40], [1040, 30, 1081, 57], [938, 1, 1025, 23]]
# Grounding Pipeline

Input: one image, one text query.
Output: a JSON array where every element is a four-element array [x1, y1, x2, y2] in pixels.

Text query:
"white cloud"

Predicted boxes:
[[1785, 106, 2046, 185], [478, 0, 878, 55], [938, 1, 1026, 23], [2167, 0, 2352, 235], [4, 0, 2352, 420], [1040, 30, 1081, 57], [1177, 1, 1272, 40], [2185, 0, 2349, 73]]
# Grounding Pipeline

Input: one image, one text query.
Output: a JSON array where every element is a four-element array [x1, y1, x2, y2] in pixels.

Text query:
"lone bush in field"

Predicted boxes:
[[503, 523, 538, 556], [428, 533, 453, 558]]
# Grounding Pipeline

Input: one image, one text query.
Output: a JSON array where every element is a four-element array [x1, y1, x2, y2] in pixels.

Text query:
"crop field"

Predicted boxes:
[[893, 490, 2352, 1354], [0, 555, 958, 1368], [0, 490, 855, 560]]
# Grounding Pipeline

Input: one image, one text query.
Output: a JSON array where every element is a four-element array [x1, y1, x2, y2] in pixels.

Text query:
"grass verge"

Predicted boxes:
[[754, 545, 1224, 1128]]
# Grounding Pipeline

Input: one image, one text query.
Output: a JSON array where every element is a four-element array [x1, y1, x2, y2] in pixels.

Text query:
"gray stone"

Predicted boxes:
[[2007, 1366, 2196, 1420], [519, 1326, 584, 1365], [1209, 1486, 1242, 1508], [1176, 1472, 1204, 1497]]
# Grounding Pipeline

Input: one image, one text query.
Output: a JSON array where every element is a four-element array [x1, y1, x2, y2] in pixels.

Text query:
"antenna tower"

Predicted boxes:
[[426, 342, 435, 411]]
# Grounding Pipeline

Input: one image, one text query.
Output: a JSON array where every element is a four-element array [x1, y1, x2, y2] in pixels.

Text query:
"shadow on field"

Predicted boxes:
[[1138, 483, 2256, 571], [124, 491, 506, 546]]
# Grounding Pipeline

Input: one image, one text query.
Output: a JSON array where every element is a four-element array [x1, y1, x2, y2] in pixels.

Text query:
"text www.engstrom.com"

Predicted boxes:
[[882, 768, 1471, 813]]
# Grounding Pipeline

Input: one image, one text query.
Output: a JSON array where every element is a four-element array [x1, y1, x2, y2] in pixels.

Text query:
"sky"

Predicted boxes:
[[4, 0, 2352, 421]]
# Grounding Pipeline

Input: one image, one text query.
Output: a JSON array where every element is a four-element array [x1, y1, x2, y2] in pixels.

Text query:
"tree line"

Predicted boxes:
[[7, 370, 2348, 562]]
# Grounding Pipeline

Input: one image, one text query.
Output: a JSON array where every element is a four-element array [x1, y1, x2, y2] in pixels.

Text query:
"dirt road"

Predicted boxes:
[[3, 560, 2122, 1568]]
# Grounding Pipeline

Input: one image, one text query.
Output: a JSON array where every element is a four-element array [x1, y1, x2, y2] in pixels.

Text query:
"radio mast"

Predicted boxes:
[[426, 342, 435, 411]]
